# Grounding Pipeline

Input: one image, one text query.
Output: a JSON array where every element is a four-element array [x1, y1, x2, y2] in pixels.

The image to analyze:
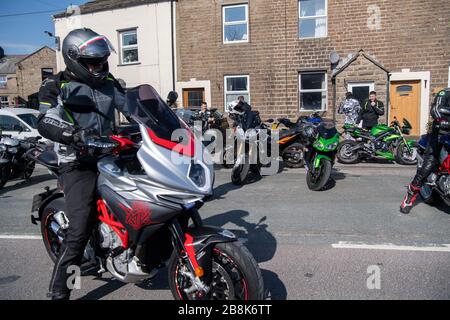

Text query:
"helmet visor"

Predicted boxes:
[[78, 35, 116, 58]]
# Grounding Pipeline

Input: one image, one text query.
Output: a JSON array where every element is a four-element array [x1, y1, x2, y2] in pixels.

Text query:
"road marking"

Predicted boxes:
[[0, 235, 42, 240], [332, 241, 450, 252]]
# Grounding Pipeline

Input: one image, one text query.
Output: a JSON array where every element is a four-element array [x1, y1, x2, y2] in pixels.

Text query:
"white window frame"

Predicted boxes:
[[299, 72, 327, 111], [223, 4, 249, 44], [224, 75, 250, 107], [348, 82, 375, 94], [119, 29, 139, 65], [448, 64, 450, 87], [0, 75, 7, 89], [298, 0, 328, 39]]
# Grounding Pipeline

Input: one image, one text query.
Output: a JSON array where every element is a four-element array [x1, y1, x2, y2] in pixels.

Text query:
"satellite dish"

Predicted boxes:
[[329, 51, 340, 64]]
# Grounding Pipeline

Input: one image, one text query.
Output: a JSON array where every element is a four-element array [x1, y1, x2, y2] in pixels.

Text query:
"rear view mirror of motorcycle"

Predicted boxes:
[[266, 118, 274, 123], [63, 95, 97, 114], [439, 108, 450, 115]]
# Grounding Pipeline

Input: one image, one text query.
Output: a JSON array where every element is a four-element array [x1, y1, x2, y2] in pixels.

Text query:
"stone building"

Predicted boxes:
[[0, 46, 56, 109], [176, 0, 450, 135]]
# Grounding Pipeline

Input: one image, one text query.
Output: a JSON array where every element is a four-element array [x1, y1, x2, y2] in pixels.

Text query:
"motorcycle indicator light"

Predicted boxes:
[[195, 266, 204, 278], [0, 145, 6, 152], [8, 147, 18, 154]]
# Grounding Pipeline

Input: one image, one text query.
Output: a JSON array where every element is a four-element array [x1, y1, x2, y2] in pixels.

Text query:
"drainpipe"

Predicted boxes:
[[386, 73, 391, 125], [332, 76, 336, 122], [170, 0, 176, 91]]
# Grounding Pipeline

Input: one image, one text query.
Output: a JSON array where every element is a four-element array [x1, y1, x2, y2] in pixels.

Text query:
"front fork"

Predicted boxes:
[[169, 207, 237, 296]]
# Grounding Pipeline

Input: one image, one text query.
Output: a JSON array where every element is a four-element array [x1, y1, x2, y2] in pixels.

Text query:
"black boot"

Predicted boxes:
[[400, 184, 420, 214], [48, 291, 70, 300]]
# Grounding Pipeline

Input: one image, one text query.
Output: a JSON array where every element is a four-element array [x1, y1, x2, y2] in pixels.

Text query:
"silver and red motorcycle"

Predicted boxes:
[[30, 84, 264, 300]]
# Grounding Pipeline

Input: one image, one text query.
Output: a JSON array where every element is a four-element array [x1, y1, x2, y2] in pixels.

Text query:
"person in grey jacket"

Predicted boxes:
[[37, 28, 129, 300]]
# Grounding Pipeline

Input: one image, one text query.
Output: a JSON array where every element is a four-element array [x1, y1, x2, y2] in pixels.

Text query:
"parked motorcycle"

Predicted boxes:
[[0, 135, 41, 189], [30, 85, 264, 300], [267, 112, 324, 168], [229, 104, 269, 185], [337, 118, 418, 165], [302, 120, 340, 191]]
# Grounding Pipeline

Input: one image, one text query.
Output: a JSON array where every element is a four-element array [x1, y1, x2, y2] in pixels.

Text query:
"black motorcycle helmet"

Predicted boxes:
[[167, 91, 178, 104], [62, 28, 115, 87]]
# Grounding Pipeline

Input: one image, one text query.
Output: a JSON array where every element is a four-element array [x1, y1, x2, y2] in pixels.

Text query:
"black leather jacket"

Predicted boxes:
[[37, 70, 129, 164]]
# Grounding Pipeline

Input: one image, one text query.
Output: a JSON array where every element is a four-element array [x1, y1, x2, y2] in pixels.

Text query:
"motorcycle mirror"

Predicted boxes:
[[267, 118, 274, 123], [258, 216, 267, 224], [63, 95, 97, 114]]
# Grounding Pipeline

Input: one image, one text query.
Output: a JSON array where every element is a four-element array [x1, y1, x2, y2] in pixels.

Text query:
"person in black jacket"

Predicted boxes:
[[37, 28, 129, 300], [359, 91, 384, 130], [400, 88, 450, 214]]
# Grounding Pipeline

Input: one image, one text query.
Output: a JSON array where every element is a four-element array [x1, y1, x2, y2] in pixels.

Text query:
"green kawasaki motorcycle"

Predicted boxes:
[[302, 121, 340, 191], [337, 118, 418, 165]]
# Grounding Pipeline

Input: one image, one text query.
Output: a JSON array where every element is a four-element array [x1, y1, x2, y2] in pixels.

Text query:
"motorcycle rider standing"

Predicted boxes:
[[37, 28, 129, 299], [400, 88, 450, 214]]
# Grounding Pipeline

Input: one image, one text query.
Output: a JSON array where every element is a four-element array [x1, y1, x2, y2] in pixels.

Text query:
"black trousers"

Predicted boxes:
[[412, 124, 441, 188], [49, 164, 97, 297]]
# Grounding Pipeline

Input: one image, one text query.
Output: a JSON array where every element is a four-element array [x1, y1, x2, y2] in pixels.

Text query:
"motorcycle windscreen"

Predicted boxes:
[[126, 85, 194, 157], [317, 122, 338, 139]]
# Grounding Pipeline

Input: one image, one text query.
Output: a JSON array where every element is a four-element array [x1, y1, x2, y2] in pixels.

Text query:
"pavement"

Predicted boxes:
[[0, 162, 449, 300]]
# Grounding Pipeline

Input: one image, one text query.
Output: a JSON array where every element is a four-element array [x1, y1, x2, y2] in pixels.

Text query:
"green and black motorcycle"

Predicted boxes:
[[302, 121, 340, 191], [337, 118, 418, 165]]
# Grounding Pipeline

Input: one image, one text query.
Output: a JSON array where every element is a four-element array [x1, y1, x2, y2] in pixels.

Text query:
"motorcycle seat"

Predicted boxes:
[[37, 150, 59, 168]]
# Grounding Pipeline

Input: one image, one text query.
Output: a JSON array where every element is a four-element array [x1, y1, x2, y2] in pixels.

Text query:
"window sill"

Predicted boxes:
[[117, 62, 141, 67]]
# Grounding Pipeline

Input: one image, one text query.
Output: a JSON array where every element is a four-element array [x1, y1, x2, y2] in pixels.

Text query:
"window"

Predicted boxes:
[[41, 68, 53, 81], [0, 75, 7, 89], [224, 75, 250, 107], [299, 72, 327, 111], [17, 113, 38, 129], [223, 4, 249, 43], [348, 82, 374, 106], [0, 115, 25, 131], [119, 29, 139, 64], [299, 0, 327, 39], [0, 96, 8, 108], [183, 88, 205, 109]]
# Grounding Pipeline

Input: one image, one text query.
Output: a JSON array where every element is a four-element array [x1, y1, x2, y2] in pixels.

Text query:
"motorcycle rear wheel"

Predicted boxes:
[[23, 160, 36, 180], [337, 141, 360, 164], [282, 143, 305, 168], [231, 161, 250, 185], [169, 241, 264, 300]]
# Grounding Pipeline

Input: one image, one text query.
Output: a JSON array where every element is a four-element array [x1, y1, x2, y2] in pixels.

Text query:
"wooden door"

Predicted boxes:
[[390, 81, 421, 136], [182, 88, 205, 109]]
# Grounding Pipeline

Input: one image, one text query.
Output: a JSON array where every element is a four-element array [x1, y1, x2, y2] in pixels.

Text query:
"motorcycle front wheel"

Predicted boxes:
[[395, 141, 418, 165], [169, 241, 264, 300], [306, 158, 332, 191], [231, 160, 250, 185], [23, 160, 36, 180], [0, 164, 9, 189]]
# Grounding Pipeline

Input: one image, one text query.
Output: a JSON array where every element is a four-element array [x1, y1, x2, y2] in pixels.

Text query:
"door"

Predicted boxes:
[[182, 88, 205, 109], [348, 82, 375, 106], [390, 81, 421, 136]]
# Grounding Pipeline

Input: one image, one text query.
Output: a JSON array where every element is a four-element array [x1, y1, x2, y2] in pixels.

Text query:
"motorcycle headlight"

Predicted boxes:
[[313, 140, 324, 149], [327, 142, 338, 150], [189, 163, 206, 187], [0, 145, 6, 152], [8, 147, 18, 154]]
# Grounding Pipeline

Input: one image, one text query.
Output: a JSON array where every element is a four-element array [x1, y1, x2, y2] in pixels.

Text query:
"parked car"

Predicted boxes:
[[0, 108, 47, 141]]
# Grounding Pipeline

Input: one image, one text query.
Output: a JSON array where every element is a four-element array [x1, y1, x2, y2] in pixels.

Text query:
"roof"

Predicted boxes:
[[0, 107, 40, 116], [15, 46, 55, 65], [332, 49, 390, 79], [0, 55, 27, 74], [53, 0, 173, 18]]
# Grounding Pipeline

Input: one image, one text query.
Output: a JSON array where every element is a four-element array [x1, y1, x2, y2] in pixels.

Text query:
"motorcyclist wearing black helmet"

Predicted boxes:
[[400, 88, 450, 214], [37, 28, 129, 299]]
